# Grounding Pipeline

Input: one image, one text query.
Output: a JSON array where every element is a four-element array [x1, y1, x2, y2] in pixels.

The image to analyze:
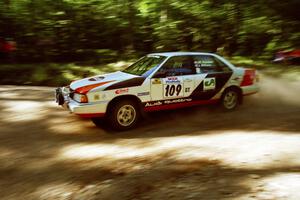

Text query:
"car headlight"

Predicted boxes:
[[73, 93, 88, 103]]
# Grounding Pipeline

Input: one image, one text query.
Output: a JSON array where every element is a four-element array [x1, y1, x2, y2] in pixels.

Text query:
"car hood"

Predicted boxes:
[[70, 71, 138, 93]]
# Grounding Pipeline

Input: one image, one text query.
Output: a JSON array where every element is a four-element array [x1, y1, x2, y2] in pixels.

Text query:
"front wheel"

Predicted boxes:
[[221, 89, 239, 110], [107, 99, 140, 131]]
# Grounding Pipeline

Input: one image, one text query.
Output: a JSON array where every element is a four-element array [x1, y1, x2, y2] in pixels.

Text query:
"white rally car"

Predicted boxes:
[[56, 52, 259, 130]]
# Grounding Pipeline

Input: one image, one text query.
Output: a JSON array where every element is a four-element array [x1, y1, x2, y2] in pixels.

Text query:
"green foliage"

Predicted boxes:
[[0, 61, 131, 86], [0, 0, 299, 62]]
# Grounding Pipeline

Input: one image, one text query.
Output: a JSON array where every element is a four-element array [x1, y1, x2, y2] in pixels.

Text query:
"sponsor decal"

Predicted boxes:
[[137, 92, 150, 96], [144, 99, 218, 112], [191, 73, 232, 100], [145, 101, 163, 107], [152, 78, 162, 84], [165, 77, 180, 84], [164, 98, 192, 104], [164, 84, 183, 97], [115, 88, 129, 94], [203, 77, 216, 90], [145, 98, 192, 107], [194, 60, 214, 67]]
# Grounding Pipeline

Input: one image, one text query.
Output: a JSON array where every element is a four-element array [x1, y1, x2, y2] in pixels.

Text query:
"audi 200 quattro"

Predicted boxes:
[[56, 52, 259, 130]]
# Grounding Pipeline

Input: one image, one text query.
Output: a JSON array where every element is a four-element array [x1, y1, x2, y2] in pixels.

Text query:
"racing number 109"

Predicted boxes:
[[165, 84, 182, 97]]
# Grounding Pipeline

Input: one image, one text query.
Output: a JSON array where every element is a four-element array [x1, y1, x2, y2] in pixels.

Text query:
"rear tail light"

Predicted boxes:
[[241, 69, 256, 86]]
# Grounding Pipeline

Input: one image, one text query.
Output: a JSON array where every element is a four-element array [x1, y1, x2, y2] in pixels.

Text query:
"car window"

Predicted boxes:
[[123, 55, 166, 77], [154, 56, 196, 78], [193, 55, 232, 74]]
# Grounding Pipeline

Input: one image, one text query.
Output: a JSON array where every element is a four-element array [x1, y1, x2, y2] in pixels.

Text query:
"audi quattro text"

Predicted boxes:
[[56, 52, 259, 130]]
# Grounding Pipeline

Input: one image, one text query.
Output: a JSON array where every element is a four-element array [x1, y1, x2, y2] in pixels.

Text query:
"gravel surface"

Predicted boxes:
[[0, 75, 300, 200]]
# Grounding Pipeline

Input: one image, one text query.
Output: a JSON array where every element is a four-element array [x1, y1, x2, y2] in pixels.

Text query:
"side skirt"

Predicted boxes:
[[144, 99, 219, 112], [77, 113, 105, 118]]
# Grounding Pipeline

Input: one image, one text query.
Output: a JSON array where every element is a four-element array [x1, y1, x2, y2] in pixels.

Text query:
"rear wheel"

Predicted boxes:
[[107, 99, 140, 131], [221, 89, 240, 110]]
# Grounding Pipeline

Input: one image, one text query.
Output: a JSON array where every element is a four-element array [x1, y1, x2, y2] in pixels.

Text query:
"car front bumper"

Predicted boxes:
[[55, 87, 107, 118]]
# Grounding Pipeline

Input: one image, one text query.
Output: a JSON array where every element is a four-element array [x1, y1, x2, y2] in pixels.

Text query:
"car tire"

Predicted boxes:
[[107, 99, 140, 131], [221, 88, 240, 110]]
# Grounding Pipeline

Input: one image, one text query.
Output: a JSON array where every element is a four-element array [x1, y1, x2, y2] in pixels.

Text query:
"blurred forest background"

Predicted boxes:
[[1, 0, 300, 62], [0, 0, 299, 85]]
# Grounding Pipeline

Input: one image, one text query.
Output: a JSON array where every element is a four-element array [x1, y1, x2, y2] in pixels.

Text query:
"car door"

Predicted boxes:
[[191, 55, 233, 100], [150, 55, 197, 101]]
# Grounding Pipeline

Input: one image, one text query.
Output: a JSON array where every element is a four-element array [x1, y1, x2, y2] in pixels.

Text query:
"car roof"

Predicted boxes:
[[147, 52, 217, 57]]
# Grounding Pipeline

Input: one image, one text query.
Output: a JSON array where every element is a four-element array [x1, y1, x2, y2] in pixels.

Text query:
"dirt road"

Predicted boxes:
[[0, 75, 300, 200]]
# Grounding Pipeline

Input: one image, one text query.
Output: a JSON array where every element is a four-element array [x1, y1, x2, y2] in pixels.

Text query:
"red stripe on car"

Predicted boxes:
[[75, 81, 115, 94], [77, 113, 105, 118]]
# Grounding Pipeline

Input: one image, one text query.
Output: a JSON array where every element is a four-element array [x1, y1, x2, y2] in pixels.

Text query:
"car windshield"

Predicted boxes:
[[123, 55, 166, 77]]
